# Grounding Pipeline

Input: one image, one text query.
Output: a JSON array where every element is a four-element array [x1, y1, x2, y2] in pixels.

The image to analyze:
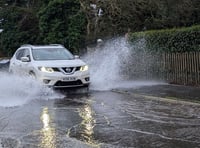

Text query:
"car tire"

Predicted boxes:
[[29, 71, 36, 79], [81, 85, 89, 93]]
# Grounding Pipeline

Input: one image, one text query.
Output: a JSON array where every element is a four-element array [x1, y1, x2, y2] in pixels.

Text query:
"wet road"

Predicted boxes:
[[1, 85, 200, 148]]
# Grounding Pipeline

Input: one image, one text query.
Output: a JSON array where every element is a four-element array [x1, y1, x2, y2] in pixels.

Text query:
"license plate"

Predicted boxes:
[[63, 77, 76, 81]]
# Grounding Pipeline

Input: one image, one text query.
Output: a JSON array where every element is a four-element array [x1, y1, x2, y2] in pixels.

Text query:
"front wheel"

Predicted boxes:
[[29, 71, 36, 79], [80, 85, 90, 93]]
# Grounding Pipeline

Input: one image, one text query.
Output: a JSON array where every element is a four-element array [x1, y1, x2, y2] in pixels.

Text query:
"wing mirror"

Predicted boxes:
[[74, 55, 80, 59], [21, 57, 30, 62]]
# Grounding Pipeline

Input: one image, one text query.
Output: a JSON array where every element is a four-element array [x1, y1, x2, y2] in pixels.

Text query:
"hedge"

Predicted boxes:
[[129, 25, 200, 52]]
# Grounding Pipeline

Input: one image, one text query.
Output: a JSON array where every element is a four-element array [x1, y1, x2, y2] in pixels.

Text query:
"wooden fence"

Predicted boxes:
[[162, 52, 200, 86]]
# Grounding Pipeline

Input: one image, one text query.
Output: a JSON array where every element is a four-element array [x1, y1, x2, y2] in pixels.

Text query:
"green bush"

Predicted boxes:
[[129, 25, 200, 52]]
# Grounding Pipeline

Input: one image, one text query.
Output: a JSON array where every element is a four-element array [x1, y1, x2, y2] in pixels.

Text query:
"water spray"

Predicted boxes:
[[84, 37, 165, 90]]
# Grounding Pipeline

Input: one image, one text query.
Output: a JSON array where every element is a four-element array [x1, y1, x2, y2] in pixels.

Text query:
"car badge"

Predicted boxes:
[[65, 67, 71, 73]]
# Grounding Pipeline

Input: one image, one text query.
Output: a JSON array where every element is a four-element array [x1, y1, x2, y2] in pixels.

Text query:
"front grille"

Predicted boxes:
[[54, 80, 83, 87], [52, 68, 60, 72], [62, 67, 74, 73], [57, 66, 81, 74]]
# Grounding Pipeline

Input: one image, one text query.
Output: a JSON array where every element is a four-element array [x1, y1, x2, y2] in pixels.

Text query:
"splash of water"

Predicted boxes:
[[0, 72, 62, 107], [84, 37, 165, 90], [84, 38, 128, 90]]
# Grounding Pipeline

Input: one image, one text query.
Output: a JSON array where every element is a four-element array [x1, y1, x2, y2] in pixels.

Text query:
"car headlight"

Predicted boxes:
[[38, 67, 54, 73], [80, 65, 89, 71]]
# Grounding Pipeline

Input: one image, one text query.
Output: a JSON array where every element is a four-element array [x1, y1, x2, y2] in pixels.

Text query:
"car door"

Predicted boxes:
[[20, 48, 32, 74], [11, 48, 31, 74], [10, 48, 26, 73]]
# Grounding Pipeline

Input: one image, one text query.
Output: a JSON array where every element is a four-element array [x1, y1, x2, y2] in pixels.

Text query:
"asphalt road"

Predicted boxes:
[[0, 84, 200, 148]]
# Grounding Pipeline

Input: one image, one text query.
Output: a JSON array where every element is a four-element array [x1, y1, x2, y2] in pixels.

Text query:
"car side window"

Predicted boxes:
[[15, 49, 25, 60], [15, 48, 30, 61], [23, 49, 31, 59]]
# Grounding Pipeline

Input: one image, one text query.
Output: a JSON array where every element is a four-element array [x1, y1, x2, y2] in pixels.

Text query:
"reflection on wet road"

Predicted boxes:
[[0, 86, 200, 148], [78, 104, 96, 145], [40, 107, 56, 148]]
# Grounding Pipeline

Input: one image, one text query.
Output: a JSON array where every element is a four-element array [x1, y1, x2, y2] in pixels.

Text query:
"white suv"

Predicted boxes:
[[9, 44, 90, 88]]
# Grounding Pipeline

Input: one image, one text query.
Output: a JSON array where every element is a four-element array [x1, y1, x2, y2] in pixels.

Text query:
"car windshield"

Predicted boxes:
[[32, 48, 74, 61]]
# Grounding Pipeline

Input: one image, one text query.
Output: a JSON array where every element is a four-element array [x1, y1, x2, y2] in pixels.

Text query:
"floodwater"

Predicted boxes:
[[0, 85, 200, 148], [0, 38, 200, 147], [0, 69, 199, 148]]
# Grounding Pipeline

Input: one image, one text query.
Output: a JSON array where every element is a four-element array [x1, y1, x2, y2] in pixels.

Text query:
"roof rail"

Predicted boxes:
[[49, 44, 63, 46], [20, 44, 32, 47]]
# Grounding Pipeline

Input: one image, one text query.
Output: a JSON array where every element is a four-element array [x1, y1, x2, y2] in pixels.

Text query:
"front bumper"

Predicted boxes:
[[36, 71, 90, 88]]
